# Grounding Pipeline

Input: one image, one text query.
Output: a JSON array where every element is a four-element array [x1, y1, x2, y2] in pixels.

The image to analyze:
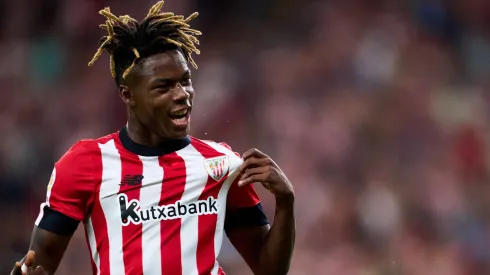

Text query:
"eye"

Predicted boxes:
[[154, 85, 170, 92], [181, 77, 191, 86]]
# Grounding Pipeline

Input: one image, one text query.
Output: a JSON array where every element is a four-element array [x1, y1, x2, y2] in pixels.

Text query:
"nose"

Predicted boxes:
[[172, 83, 191, 103]]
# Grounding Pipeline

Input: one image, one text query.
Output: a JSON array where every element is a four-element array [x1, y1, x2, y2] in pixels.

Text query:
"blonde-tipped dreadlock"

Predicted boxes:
[[88, 1, 202, 85]]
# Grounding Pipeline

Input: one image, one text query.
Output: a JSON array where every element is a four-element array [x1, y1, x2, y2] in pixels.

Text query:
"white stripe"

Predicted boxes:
[[86, 218, 101, 275], [202, 141, 243, 274], [176, 145, 210, 275], [210, 261, 221, 275], [139, 156, 163, 275], [98, 139, 125, 275], [46, 168, 56, 207], [34, 203, 47, 226], [212, 173, 238, 275]]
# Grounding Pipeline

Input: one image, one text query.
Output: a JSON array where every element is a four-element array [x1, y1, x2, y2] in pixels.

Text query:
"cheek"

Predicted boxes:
[[187, 89, 195, 100], [136, 105, 163, 126], [148, 97, 171, 117]]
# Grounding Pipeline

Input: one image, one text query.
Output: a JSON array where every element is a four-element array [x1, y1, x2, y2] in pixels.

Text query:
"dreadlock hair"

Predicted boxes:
[[88, 1, 201, 86]]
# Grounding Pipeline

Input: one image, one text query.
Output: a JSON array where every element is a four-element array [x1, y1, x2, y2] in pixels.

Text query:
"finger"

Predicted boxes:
[[10, 262, 21, 275], [21, 263, 31, 275], [238, 173, 268, 187], [239, 157, 271, 174], [32, 266, 46, 275], [240, 166, 269, 181], [242, 148, 269, 160], [25, 251, 35, 267]]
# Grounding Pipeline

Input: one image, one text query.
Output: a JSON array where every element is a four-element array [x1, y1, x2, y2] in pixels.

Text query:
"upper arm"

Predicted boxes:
[[224, 171, 270, 273], [226, 224, 270, 274], [28, 141, 98, 273]]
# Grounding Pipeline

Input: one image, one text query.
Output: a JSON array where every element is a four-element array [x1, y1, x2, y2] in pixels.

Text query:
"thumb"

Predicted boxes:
[[25, 250, 36, 267]]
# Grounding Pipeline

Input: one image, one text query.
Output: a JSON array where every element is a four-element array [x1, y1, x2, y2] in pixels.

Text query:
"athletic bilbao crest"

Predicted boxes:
[[204, 155, 230, 181]]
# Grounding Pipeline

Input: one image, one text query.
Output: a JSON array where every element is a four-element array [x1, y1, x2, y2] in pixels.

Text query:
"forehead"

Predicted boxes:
[[136, 50, 189, 81]]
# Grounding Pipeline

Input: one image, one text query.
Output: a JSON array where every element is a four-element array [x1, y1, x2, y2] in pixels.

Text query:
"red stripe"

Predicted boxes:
[[159, 152, 187, 274], [218, 266, 227, 275], [191, 140, 227, 274], [86, 143, 110, 275], [115, 142, 144, 275], [90, 200, 110, 275]]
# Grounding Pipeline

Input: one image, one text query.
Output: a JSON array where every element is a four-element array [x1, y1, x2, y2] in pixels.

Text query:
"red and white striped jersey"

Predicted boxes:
[[34, 128, 266, 275]]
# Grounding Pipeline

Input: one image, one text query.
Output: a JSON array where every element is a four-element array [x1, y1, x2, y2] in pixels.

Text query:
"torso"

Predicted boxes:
[[85, 132, 241, 275]]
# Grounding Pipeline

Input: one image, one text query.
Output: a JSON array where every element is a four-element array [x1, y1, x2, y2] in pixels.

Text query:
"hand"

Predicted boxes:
[[10, 251, 46, 275], [238, 148, 294, 200]]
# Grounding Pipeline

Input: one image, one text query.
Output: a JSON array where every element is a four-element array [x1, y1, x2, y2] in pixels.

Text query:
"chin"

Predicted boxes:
[[166, 127, 190, 139], [159, 119, 190, 139], [172, 132, 189, 139]]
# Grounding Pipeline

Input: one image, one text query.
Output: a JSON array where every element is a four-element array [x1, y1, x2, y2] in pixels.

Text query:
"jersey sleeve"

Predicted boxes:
[[218, 142, 262, 209], [35, 141, 99, 235], [219, 142, 269, 230], [226, 177, 261, 209]]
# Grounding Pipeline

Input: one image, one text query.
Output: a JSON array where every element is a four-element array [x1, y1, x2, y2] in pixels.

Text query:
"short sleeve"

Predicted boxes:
[[226, 177, 261, 210], [218, 142, 269, 230], [41, 141, 99, 222], [224, 177, 269, 231], [217, 142, 262, 209]]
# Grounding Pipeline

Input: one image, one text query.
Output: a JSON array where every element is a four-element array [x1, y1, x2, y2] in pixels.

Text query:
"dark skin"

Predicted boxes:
[[230, 148, 296, 275], [11, 50, 295, 275]]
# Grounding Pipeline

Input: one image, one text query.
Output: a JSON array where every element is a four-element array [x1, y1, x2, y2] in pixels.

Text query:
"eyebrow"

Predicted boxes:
[[150, 70, 191, 84]]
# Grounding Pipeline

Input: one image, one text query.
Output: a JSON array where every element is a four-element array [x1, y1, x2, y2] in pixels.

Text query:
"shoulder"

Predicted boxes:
[[190, 137, 241, 158], [56, 133, 117, 166]]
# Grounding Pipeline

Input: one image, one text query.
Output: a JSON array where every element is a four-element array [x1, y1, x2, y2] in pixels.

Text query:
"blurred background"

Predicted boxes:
[[1, 0, 490, 274]]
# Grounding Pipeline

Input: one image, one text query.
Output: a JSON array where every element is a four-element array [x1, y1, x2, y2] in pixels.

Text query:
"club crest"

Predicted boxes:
[[203, 155, 230, 181]]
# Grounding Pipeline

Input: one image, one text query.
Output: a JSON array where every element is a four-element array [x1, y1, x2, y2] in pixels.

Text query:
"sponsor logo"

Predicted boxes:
[[203, 156, 229, 181], [118, 194, 219, 226], [120, 174, 144, 186]]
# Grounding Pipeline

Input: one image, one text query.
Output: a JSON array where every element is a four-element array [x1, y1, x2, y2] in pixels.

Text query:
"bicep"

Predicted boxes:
[[224, 203, 270, 273], [226, 225, 270, 273], [223, 159, 271, 272], [28, 225, 74, 274]]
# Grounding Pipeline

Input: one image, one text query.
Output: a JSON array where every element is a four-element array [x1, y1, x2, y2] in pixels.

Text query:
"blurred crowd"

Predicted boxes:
[[1, 0, 490, 274]]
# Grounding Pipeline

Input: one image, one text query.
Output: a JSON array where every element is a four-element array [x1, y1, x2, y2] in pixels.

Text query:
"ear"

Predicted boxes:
[[119, 85, 136, 107]]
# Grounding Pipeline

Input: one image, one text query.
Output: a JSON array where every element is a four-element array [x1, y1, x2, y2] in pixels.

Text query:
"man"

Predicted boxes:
[[10, 1, 295, 275]]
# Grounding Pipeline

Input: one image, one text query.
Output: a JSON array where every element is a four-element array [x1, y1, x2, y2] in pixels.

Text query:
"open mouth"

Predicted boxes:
[[169, 108, 190, 124]]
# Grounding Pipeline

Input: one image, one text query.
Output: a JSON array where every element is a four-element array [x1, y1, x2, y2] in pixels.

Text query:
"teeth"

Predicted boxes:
[[174, 116, 186, 122], [174, 109, 187, 116]]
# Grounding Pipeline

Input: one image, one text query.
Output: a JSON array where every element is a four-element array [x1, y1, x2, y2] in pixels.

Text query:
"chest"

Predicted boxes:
[[97, 147, 241, 209]]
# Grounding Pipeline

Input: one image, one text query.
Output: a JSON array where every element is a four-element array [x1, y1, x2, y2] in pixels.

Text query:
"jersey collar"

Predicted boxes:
[[119, 126, 191, 156]]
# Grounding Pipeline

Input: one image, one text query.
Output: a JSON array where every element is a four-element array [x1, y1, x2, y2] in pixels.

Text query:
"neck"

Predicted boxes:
[[125, 121, 166, 147], [119, 124, 191, 157]]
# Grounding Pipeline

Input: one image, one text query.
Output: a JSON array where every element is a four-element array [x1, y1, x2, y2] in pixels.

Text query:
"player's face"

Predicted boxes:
[[126, 50, 195, 139]]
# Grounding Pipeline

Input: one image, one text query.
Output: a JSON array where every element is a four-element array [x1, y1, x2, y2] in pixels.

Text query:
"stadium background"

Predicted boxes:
[[1, 0, 490, 274]]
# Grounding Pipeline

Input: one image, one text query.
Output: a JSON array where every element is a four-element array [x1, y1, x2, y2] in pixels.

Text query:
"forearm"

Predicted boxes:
[[27, 245, 59, 275], [25, 226, 71, 274], [257, 196, 295, 275]]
